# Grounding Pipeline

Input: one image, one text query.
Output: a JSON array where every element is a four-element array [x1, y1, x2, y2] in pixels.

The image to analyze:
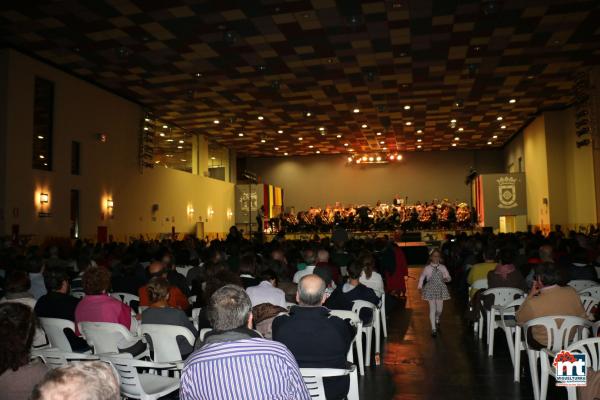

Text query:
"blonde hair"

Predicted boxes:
[[428, 248, 443, 264], [146, 277, 170, 304]]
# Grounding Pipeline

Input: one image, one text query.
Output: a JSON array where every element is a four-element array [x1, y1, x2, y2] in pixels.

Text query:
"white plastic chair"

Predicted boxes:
[[199, 328, 212, 342], [190, 308, 201, 331], [483, 287, 524, 357], [379, 295, 388, 338], [187, 295, 197, 305], [564, 337, 600, 400], [352, 300, 379, 367], [567, 280, 598, 292], [594, 320, 600, 336], [498, 297, 525, 381], [470, 279, 488, 336], [101, 353, 179, 400], [578, 285, 600, 299], [300, 366, 359, 400], [71, 291, 85, 299], [110, 292, 140, 308], [579, 294, 600, 319], [329, 310, 365, 376], [175, 265, 193, 277], [138, 306, 148, 313], [141, 324, 196, 364], [39, 318, 80, 352], [79, 322, 147, 359], [521, 315, 591, 400], [286, 301, 297, 309], [31, 348, 99, 369]]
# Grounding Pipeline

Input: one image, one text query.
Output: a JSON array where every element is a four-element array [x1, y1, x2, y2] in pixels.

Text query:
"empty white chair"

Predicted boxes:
[[300, 366, 359, 400], [141, 324, 196, 364], [567, 280, 598, 292], [329, 310, 365, 376], [578, 285, 600, 299], [482, 287, 524, 357], [579, 294, 600, 319], [31, 348, 99, 369], [110, 292, 140, 309], [352, 300, 379, 367], [498, 297, 525, 381], [521, 315, 591, 400], [564, 337, 600, 400], [39, 317, 79, 352], [101, 353, 179, 400], [79, 322, 147, 359]]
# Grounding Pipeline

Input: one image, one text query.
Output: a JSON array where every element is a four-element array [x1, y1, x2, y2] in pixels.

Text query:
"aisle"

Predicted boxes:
[[358, 267, 538, 400]]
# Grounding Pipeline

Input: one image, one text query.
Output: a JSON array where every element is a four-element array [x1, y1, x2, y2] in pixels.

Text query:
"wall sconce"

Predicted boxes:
[[40, 193, 49, 204], [207, 207, 215, 219], [106, 199, 114, 209], [227, 209, 233, 220], [187, 205, 195, 217]]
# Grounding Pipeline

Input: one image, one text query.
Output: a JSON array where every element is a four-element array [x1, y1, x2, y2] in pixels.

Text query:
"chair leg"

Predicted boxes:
[[566, 387, 577, 400], [513, 342, 521, 383], [487, 314, 495, 357], [539, 356, 549, 400], [478, 314, 484, 340], [527, 350, 540, 400], [503, 328, 515, 366], [374, 313, 381, 355], [381, 307, 388, 338], [355, 334, 364, 376], [364, 328, 372, 367], [348, 366, 359, 400]]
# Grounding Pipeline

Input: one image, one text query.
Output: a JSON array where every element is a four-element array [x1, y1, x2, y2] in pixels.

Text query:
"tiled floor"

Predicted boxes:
[[358, 267, 568, 400]]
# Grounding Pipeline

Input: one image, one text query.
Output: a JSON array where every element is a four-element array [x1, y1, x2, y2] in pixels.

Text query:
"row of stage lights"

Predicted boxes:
[[347, 153, 403, 164]]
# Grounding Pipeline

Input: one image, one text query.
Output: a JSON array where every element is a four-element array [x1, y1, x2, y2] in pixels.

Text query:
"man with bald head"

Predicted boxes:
[[273, 274, 354, 400], [138, 261, 190, 310]]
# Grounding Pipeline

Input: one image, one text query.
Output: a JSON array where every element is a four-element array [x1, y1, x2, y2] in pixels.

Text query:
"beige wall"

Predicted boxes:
[[0, 49, 235, 240], [245, 150, 504, 210], [503, 109, 597, 230]]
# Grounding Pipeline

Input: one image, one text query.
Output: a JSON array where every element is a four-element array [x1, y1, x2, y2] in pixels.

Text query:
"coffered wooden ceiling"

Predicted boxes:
[[1, 0, 599, 156]]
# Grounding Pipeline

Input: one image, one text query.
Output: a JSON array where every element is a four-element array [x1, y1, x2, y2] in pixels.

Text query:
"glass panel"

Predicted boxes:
[[32, 77, 54, 170], [143, 115, 193, 173], [208, 142, 229, 181]]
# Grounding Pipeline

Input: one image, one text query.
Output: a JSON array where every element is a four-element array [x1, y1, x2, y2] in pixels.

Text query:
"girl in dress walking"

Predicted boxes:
[[417, 248, 451, 337]]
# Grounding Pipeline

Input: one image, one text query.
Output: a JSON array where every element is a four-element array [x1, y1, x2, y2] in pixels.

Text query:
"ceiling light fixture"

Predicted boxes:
[[497, 116, 503, 121], [238, 132, 244, 137], [284, 152, 288, 156], [179, 140, 184, 143], [274, 147, 279, 150], [316, 150, 321, 154], [258, 116, 264, 120], [404, 105, 411, 110], [452, 143, 457, 147], [417, 138, 422, 142], [260, 138, 266, 143], [376, 132, 382, 136], [163, 125, 168, 129], [454, 136, 460, 141], [213, 120, 220, 124], [450, 119, 457, 123], [336, 134, 342, 138], [319, 127, 325, 131], [353, 108, 360, 113], [278, 130, 283, 134], [298, 137, 303, 141], [501, 125, 507, 129], [177, 145, 183, 149], [166, 139, 174, 142], [309, 145, 314, 148], [487, 141, 493, 145], [417, 145, 422, 149], [458, 127, 464, 132], [405, 121, 412, 126], [380, 141, 385, 144], [509, 98, 517, 104], [493, 135, 498, 139], [361, 124, 368, 128], [305, 112, 312, 117], [344, 143, 349, 146], [417, 129, 423, 134]]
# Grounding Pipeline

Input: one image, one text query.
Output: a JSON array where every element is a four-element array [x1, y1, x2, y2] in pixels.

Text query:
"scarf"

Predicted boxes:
[[494, 263, 515, 280]]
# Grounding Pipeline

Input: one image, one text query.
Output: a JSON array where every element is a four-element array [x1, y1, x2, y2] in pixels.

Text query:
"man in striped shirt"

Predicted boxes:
[[181, 285, 310, 400]]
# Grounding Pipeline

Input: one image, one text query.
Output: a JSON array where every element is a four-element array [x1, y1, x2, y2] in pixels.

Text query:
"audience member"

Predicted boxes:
[[487, 248, 527, 291], [568, 247, 598, 282], [516, 262, 587, 347], [238, 253, 260, 289], [34, 267, 89, 352], [181, 285, 310, 400], [70, 255, 94, 293], [358, 251, 385, 296], [314, 248, 341, 285], [75, 266, 146, 356], [141, 277, 197, 358], [138, 261, 189, 311], [27, 257, 47, 300], [246, 269, 287, 308], [466, 246, 497, 299], [30, 361, 120, 400], [293, 248, 317, 283], [273, 274, 354, 400], [0, 303, 48, 400]]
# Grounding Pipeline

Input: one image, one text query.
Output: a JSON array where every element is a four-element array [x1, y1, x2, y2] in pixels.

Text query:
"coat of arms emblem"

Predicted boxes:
[[497, 176, 518, 209]]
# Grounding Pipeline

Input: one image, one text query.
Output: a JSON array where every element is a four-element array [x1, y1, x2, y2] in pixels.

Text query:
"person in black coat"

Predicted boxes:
[[325, 262, 380, 324], [568, 247, 598, 282], [34, 267, 90, 352], [272, 274, 354, 400]]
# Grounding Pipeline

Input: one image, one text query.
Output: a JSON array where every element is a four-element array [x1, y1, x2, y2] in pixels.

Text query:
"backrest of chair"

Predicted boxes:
[[199, 328, 213, 342], [522, 315, 591, 352], [79, 322, 133, 354], [101, 354, 143, 398], [188, 295, 197, 305], [482, 287, 524, 306], [300, 368, 349, 400], [500, 298, 525, 317], [141, 324, 195, 362], [39, 318, 75, 352], [593, 321, 600, 337], [579, 295, 600, 319], [566, 337, 600, 372], [32, 349, 99, 369], [110, 292, 139, 308], [71, 291, 85, 299], [579, 286, 600, 299], [568, 280, 599, 292], [175, 265, 193, 277], [191, 307, 201, 321], [351, 300, 377, 314], [472, 279, 489, 291]]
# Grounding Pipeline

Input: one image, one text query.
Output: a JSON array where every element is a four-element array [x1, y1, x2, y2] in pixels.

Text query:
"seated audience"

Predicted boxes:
[[0, 303, 48, 400], [138, 261, 189, 311], [273, 274, 354, 400], [568, 246, 598, 282], [181, 285, 310, 400], [159, 248, 191, 297], [141, 277, 197, 358], [75, 266, 146, 356], [466, 246, 497, 299], [358, 251, 385, 296], [487, 248, 527, 291], [70, 255, 94, 293], [325, 262, 380, 324], [246, 269, 287, 308], [238, 253, 260, 289], [516, 262, 587, 347], [110, 251, 146, 296], [34, 267, 89, 352], [314, 248, 341, 285], [252, 301, 287, 339], [293, 248, 317, 283], [30, 361, 120, 400], [27, 257, 47, 300]]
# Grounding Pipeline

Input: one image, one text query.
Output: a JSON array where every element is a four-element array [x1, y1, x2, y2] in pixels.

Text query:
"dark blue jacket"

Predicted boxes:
[[272, 306, 354, 400], [325, 283, 380, 324]]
